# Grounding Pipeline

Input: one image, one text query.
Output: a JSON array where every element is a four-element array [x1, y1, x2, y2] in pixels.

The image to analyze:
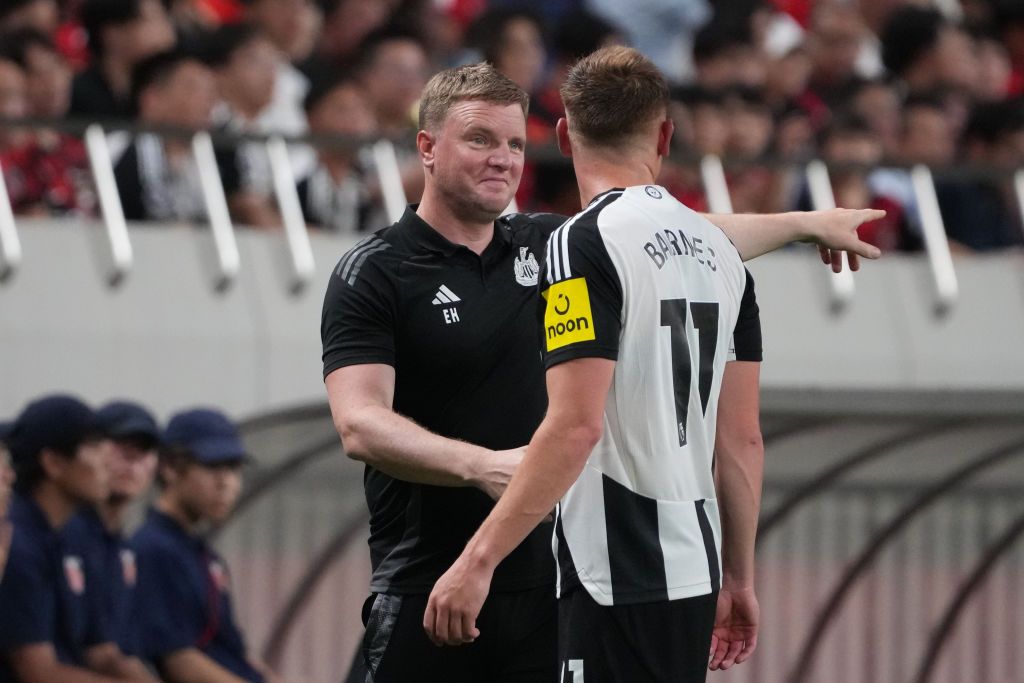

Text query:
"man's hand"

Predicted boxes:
[[801, 208, 885, 273], [709, 586, 759, 671], [423, 556, 493, 646], [469, 447, 525, 500]]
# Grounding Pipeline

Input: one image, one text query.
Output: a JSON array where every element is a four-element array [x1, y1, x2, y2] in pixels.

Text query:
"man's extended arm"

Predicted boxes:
[[709, 361, 764, 671], [326, 364, 522, 500], [703, 208, 885, 269], [423, 357, 615, 646]]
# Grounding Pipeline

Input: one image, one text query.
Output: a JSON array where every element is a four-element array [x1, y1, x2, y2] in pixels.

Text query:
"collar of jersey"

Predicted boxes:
[[399, 204, 511, 257], [588, 187, 625, 206]]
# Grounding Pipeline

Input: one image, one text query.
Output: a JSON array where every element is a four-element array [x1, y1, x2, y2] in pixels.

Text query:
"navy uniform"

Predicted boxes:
[[132, 410, 263, 683], [321, 207, 563, 681], [63, 401, 161, 655], [62, 508, 140, 655], [0, 397, 110, 682]]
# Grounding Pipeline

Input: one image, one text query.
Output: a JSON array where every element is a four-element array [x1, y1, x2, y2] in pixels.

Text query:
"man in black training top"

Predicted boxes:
[[322, 62, 882, 682]]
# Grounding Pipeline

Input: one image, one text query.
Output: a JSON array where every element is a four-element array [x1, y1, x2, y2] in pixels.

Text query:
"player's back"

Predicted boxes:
[[542, 185, 757, 606]]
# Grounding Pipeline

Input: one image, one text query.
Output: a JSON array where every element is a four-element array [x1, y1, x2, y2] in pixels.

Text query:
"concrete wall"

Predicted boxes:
[[2, 219, 1024, 420]]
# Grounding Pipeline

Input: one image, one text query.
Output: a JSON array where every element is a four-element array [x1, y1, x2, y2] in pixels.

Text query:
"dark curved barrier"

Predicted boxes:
[[911, 510, 1024, 683], [759, 421, 957, 538], [787, 436, 1024, 683], [262, 512, 370, 667]]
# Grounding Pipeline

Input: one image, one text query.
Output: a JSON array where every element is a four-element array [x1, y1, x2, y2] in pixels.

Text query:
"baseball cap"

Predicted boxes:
[[0, 421, 10, 444], [96, 401, 161, 448], [5, 395, 102, 467], [163, 408, 249, 465]]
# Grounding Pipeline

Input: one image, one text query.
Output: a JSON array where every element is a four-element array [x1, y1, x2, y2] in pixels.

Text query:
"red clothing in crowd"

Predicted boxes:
[[1, 135, 95, 216]]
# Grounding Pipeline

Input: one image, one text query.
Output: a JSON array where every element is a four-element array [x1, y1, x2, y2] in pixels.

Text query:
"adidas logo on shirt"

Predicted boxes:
[[432, 285, 462, 324], [431, 285, 461, 306]]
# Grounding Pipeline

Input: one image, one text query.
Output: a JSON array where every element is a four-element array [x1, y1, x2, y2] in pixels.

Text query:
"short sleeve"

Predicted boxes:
[[0, 542, 55, 649], [540, 224, 623, 368], [729, 269, 762, 362], [321, 237, 396, 378], [134, 545, 202, 658]]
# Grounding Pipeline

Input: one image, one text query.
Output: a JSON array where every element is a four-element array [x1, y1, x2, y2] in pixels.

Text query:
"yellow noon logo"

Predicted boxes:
[[543, 277, 596, 351]]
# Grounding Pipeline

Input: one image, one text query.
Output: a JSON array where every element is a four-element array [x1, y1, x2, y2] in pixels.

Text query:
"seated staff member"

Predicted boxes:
[[63, 401, 161, 656], [0, 395, 157, 683], [132, 408, 284, 683]]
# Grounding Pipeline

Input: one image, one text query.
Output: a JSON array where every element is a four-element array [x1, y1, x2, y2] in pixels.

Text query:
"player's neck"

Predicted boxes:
[[573, 154, 659, 207], [416, 191, 495, 255]]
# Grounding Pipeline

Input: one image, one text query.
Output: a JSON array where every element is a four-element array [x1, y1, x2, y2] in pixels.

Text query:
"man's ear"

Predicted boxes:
[[39, 449, 66, 481], [556, 118, 573, 158], [417, 130, 436, 169], [657, 118, 675, 158]]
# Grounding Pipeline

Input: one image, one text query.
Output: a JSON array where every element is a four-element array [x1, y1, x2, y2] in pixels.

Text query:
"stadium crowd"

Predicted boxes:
[[0, 0, 1022, 251], [0, 395, 286, 683]]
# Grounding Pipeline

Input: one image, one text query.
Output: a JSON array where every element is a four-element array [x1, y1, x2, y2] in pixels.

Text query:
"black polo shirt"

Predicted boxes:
[[322, 206, 563, 594]]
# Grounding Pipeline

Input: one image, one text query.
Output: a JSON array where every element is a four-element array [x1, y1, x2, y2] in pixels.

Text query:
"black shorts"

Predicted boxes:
[[356, 585, 557, 683], [557, 587, 717, 683]]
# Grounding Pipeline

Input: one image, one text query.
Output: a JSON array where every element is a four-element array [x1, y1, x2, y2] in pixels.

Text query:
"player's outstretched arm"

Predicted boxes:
[[703, 209, 884, 271], [424, 358, 614, 646], [326, 364, 523, 499], [710, 361, 764, 671]]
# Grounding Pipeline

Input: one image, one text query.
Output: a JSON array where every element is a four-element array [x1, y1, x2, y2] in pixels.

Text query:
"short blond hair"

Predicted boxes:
[[418, 63, 529, 131], [560, 46, 669, 145]]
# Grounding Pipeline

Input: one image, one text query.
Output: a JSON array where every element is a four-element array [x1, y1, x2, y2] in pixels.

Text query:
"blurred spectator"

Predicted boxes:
[[298, 74, 382, 233], [112, 50, 242, 224], [465, 8, 546, 95], [63, 401, 161, 658], [72, 0, 176, 119], [693, 21, 763, 90], [724, 87, 780, 213], [0, 0, 59, 34], [849, 78, 902, 157], [241, 0, 318, 181], [585, 0, 711, 83], [133, 408, 280, 683], [308, 0, 397, 75], [355, 27, 429, 202], [936, 99, 1024, 251], [241, 0, 319, 63], [880, 6, 978, 96], [0, 395, 156, 683], [901, 94, 957, 168], [763, 46, 812, 110], [0, 30, 96, 217], [205, 22, 283, 227], [0, 58, 31, 156], [355, 28, 429, 139], [805, 3, 871, 106], [974, 28, 1014, 102]]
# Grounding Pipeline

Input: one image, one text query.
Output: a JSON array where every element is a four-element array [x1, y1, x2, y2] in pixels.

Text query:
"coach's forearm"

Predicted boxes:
[[715, 434, 764, 587], [340, 403, 500, 489]]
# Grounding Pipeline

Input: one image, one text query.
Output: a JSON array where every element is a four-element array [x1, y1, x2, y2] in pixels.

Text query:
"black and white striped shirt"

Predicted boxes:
[[540, 185, 762, 606]]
